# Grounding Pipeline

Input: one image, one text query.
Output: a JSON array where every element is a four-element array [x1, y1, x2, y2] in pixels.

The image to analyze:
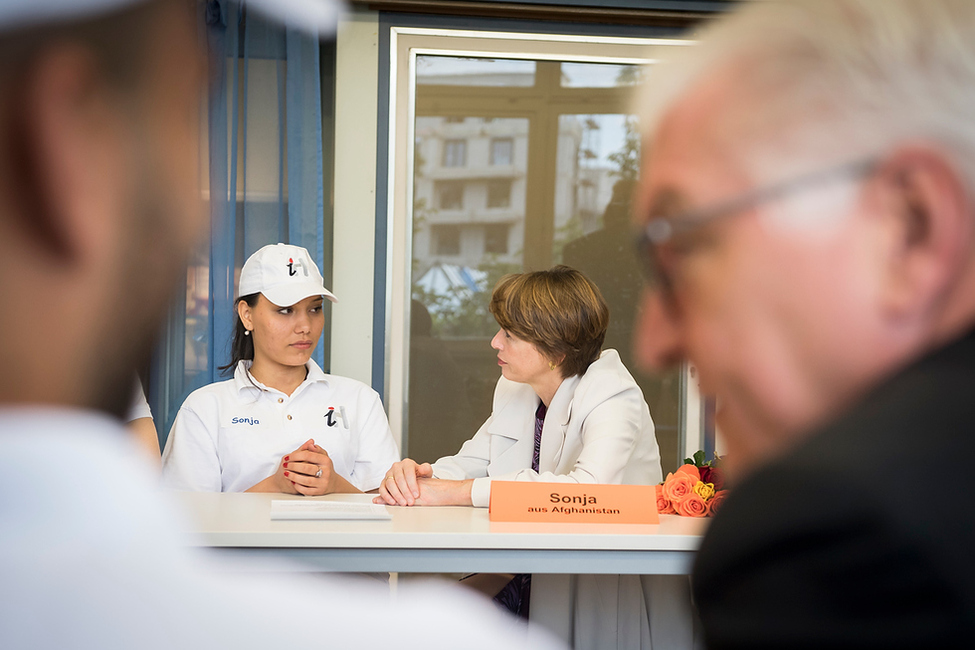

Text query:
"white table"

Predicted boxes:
[[175, 492, 707, 575], [176, 492, 707, 645]]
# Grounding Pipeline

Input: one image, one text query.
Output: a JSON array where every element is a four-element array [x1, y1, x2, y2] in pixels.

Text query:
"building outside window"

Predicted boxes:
[[442, 138, 467, 167], [490, 137, 513, 165], [437, 181, 464, 210], [433, 224, 461, 255], [486, 179, 511, 208], [484, 223, 509, 254]]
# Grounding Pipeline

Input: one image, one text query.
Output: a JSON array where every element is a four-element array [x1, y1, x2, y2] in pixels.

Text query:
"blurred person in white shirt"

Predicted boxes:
[[0, 2, 563, 649]]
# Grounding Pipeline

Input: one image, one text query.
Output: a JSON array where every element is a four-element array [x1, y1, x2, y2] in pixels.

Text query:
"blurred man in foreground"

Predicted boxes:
[[0, 2, 560, 648], [634, 0, 975, 647]]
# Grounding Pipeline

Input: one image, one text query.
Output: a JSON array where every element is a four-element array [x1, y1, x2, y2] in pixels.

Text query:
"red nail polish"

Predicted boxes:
[[284, 471, 289, 477], [283, 462, 288, 468], [284, 456, 290, 461], [290, 480, 295, 485]]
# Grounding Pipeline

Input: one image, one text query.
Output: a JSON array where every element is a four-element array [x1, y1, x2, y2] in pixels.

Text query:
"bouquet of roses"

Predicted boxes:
[[656, 450, 728, 517]]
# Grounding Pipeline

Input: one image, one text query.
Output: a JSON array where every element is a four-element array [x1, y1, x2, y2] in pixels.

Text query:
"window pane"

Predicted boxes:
[[417, 55, 536, 87], [412, 113, 528, 464], [554, 113, 681, 473], [409, 56, 682, 475]]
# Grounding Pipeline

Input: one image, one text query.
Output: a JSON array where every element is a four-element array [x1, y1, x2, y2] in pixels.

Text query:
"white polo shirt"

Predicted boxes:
[[161, 360, 399, 493]]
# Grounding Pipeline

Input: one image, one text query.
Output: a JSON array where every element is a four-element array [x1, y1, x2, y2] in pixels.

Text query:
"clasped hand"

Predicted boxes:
[[374, 458, 472, 506], [273, 438, 336, 496]]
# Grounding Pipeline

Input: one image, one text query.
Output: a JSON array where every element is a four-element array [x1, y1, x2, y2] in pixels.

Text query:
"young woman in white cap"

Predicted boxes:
[[161, 244, 399, 495]]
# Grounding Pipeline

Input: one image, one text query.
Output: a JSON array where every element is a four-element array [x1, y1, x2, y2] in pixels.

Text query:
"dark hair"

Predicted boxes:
[[489, 265, 609, 378], [219, 293, 260, 376], [411, 299, 434, 337]]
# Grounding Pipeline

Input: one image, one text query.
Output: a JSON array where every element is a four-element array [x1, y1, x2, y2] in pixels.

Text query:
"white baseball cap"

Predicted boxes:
[[239, 243, 338, 307], [0, 0, 342, 34]]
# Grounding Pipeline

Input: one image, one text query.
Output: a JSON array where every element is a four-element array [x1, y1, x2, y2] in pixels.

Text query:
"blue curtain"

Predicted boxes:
[[150, 0, 327, 447]]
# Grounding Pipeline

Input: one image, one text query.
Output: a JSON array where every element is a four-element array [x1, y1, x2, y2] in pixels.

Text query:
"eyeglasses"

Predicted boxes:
[[635, 158, 878, 307]]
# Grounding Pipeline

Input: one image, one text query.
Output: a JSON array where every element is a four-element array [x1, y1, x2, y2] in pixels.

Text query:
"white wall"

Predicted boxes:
[[331, 8, 380, 386]]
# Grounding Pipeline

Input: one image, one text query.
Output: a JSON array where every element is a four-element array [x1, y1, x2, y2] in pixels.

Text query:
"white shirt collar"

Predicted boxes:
[[232, 359, 329, 395]]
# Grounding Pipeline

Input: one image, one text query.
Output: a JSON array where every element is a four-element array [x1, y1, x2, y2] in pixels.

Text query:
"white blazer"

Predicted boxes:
[[432, 350, 694, 649], [432, 349, 662, 507]]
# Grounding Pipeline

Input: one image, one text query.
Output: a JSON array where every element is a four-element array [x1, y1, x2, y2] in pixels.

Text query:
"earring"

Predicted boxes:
[[244, 330, 251, 336], [549, 362, 557, 370]]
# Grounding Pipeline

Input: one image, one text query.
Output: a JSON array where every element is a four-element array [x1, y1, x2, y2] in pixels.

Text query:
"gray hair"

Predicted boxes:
[[638, 0, 975, 186]]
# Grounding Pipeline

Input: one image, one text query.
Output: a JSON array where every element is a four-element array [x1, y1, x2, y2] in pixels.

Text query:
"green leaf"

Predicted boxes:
[[683, 457, 694, 466], [693, 450, 706, 466]]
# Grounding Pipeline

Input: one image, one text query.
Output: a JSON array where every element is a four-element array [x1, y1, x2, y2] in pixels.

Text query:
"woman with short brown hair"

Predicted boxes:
[[378, 263, 659, 507], [376, 266, 664, 640], [488, 265, 608, 380]]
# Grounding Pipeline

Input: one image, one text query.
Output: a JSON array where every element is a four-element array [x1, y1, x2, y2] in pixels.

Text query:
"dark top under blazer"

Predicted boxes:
[[693, 328, 975, 649]]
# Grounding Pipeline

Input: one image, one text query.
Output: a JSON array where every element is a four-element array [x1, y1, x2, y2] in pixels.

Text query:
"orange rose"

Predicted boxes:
[[662, 472, 697, 503], [707, 490, 729, 516], [676, 464, 701, 482], [674, 492, 708, 517], [655, 484, 676, 515]]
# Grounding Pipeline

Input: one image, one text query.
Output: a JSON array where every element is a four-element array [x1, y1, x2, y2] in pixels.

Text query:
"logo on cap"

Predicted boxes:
[[287, 257, 310, 278]]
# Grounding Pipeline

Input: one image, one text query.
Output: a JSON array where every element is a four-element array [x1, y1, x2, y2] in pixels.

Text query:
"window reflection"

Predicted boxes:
[[408, 55, 682, 473], [414, 116, 527, 280]]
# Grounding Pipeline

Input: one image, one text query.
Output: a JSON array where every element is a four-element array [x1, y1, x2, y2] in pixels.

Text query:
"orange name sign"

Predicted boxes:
[[489, 481, 659, 524]]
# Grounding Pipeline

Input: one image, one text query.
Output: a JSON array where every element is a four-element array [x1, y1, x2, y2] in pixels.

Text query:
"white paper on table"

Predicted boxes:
[[270, 499, 392, 520]]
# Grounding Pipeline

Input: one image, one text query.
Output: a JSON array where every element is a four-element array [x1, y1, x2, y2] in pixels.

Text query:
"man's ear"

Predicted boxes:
[[3, 44, 125, 265], [875, 146, 973, 321]]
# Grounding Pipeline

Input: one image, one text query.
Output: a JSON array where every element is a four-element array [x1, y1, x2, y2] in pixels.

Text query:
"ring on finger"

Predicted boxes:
[[386, 476, 395, 483], [315, 467, 323, 478]]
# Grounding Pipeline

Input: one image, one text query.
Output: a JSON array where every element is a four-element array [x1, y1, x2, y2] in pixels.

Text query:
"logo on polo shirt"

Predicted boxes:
[[287, 257, 309, 278], [231, 416, 260, 425], [325, 406, 347, 428]]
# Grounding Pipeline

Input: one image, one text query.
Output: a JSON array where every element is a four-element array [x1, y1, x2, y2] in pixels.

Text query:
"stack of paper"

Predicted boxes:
[[270, 500, 392, 521]]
